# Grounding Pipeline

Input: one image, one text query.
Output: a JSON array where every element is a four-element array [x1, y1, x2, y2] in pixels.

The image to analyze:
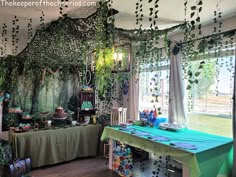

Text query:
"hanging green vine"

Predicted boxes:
[[94, 1, 117, 103], [1, 23, 8, 55], [11, 16, 19, 55], [27, 18, 33, 44], [95, 48, 114, 99]]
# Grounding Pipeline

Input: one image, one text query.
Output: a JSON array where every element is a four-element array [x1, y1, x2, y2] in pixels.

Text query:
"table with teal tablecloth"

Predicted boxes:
[[9, 124, 102, 168], [101, 125, 233, 177]]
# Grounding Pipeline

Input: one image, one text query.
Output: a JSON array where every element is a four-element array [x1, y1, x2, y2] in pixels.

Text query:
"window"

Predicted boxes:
[[185, 54, 235, 137], [139, 60, 170, 117]]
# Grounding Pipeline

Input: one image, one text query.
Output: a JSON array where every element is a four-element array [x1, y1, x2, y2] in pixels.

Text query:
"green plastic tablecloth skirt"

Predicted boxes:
[[101, 125, 233, 177]]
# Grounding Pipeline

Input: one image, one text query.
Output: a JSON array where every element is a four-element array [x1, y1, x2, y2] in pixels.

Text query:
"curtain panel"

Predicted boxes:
[[168, 49, 187, 125]]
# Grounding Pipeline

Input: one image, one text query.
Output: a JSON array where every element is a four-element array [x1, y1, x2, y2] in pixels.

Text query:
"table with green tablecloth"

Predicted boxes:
[[101, 125, 233, 177], [9, 124, 102, 168]]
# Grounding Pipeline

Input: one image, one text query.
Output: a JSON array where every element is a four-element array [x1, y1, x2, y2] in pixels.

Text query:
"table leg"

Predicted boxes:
[[108, 139, 113, 170], [183, 164, 190, 177]]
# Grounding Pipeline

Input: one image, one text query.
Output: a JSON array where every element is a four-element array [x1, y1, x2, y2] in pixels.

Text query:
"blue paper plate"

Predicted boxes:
[[132, 131, 150, 137], [148, 136, 171, 142], [170, 142, 198, 150]]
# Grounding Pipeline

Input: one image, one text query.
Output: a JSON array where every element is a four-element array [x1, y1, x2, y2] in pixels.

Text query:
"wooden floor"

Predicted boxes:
[[29, 157, 156, 177], [30, 157, 118, 177]]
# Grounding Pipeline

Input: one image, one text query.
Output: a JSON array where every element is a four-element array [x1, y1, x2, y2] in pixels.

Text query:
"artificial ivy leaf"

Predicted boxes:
[[194, 71, 201, 77], [191, 6, 196, 10], [196, 16, 200, 22], [150, 7, 153, 11], [190, 12, 195, 18], [198, 24, 202, 29], [188, 80, 193, 84], [155, 4, 159, 8], [150, 11, 153, 16], [149, 18, 152, 22], [148, 0, 152, 3], [191, 33, 196, 38], [213, 27, 217, 32], [190, 20, 195, 25], [199, 6, 202, 12], [198, 64, 203, 69], [194, 79, 199, 84], [188, 70, 193, 77], [186, 85, 192, 90], [184, 1, 187, 6], [198, 0, 203, 6], [200, 61, 205, 65]]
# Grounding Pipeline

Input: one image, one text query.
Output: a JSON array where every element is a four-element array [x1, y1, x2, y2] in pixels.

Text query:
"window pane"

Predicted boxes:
[[186, 55, 235, 138], [139, 68, 169, 117]]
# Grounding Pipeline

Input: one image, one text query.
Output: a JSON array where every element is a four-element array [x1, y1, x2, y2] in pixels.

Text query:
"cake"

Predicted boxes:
[[54, 107, 67, 118]]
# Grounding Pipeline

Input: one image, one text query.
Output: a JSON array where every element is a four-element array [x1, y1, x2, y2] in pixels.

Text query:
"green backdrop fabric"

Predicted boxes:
[[101, 125, 233, 177], [9, 124, 102, 168]]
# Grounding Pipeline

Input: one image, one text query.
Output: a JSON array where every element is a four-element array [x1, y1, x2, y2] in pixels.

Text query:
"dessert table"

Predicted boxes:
[[101, 125, 233, 177], [9, 124, 102, 168]]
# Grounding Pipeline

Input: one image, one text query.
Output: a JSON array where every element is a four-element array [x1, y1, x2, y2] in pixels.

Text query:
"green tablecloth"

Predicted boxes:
[[101, 125, 233, 177], [9, 124, 102, 168]]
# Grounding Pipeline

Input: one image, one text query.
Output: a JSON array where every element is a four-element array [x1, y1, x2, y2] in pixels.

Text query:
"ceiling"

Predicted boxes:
[[0, 0, 236, 30], [0, 0, 236, 56]]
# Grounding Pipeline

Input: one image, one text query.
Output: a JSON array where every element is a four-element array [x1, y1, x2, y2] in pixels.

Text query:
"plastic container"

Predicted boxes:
[[154, 117, 168, 127]]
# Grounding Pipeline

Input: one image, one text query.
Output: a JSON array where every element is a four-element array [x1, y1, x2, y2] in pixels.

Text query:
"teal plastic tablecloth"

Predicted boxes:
[[101, 125, 233, 177]]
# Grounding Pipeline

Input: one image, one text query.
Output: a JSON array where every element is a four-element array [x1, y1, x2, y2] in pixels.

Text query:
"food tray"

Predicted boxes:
[[159, 123, 184, 132]]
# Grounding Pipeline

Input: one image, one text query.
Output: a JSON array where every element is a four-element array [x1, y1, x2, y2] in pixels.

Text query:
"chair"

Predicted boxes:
[[110, 107, 127, 126], [104, 107, 128, 159]]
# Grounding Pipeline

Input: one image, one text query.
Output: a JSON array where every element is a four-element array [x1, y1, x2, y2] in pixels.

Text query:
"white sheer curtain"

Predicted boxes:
[[168, 48, 187, 125], [127, 73, 139, 120]]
